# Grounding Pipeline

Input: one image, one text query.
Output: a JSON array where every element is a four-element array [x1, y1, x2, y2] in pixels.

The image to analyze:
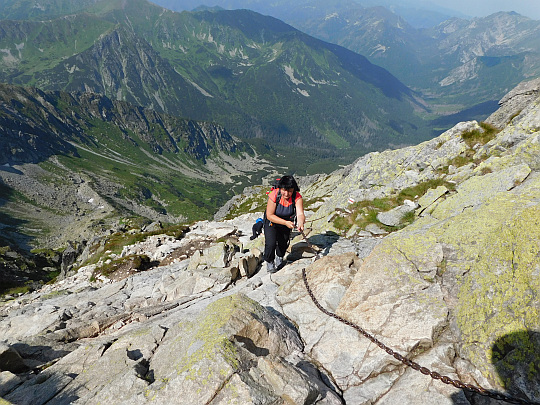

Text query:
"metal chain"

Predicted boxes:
[[300, 264, 539, 404]]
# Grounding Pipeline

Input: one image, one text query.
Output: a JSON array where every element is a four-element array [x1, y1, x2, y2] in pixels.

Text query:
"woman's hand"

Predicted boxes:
[[284, 220, 295, 229]]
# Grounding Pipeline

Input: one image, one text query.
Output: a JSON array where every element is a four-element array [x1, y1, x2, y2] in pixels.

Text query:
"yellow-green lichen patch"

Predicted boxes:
[[144, 295, 267, 403], [383, 170, 540, 388], [176, 294, 263, 378], [512, 133, 540, 169], [431, 164, 531, 222], [448, 201, 540, 385], [477, 130, 540, 173], [387, 232, 440, 267]]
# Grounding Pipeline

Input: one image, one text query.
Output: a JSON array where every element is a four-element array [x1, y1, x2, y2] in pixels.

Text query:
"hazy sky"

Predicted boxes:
[[428, 0, 540, 20]]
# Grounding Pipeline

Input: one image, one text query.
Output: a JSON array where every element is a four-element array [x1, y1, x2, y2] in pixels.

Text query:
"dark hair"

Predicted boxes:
[[277, 175, 300, 192]]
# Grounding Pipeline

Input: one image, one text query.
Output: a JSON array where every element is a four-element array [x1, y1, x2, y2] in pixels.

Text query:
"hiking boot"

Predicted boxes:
[[266, 261, 276, 273], [274, 256, 283, 270]]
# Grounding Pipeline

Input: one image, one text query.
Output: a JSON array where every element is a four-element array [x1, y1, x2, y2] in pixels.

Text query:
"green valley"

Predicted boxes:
[[0, 84, 261, 249]]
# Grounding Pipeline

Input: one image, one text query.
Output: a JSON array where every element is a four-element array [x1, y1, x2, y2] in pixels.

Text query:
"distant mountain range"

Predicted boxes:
[[149, 0, 540, 124], [297, 10, 540, 114], [0, 0, 431, 172], [354, 0, 469, 27], [3, 0, 536, 165], [148, 0, 465, 27]]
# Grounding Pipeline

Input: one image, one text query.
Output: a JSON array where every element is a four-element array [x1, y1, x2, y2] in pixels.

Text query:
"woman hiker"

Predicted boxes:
[[263, 175, 305, 273]]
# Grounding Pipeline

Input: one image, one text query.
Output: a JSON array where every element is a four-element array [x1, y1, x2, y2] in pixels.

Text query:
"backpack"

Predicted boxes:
[[250, 218, 264, 240]]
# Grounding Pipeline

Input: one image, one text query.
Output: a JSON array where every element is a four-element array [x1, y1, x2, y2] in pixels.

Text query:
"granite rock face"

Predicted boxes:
[[486, 77, 540, 130], [1, 79, 540, 404]]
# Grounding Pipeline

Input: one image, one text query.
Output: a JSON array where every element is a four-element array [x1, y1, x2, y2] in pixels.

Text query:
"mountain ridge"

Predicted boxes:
[[294, 9, 540, 105], [145, 0, 540, 122], [0, 0, 431, 165]]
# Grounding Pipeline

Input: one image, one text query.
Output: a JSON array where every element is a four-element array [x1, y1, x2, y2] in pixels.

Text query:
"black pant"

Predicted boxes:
[[263, 220, 291, 263]]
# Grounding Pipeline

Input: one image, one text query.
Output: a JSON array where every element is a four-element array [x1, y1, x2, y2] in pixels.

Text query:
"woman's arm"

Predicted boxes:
[[295, 197, 305, 232]]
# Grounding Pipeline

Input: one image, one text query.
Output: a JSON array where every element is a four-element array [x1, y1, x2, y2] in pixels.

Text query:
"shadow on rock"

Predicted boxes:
[[0, 341, 75, 403], [10, 342, 73, 370], [451, 330, 540, 404], [288, 231, 340, 262], [0, 165, 24, 175]]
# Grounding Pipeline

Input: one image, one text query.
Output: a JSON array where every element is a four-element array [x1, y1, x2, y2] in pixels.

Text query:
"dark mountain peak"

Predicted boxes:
[[431, 15, 468, 31], [431, 10, 540, 39], [485, 10, 526, 19], [368, 5, 395, 15], [0, 83, 79, 164], [434, 10, 538, 30], [192, 5, 226, 12], [192, 7, 300, 39], [356, 5, 415, 31]]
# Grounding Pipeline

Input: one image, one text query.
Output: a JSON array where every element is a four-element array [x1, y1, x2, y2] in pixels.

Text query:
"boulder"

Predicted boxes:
[[120, 234, 183, 262], [59, 244, 78, 279], [365, 223, 387, 235], [235, 248, 262, 278], [142, 221, 162, 233], [203, 242, 232, 268], [417, 185, 449, 216], [0, 344, 28, 374], [486, 77, 540, 129], [376, 201, 417, 227], [5, 294, 341, 405]]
